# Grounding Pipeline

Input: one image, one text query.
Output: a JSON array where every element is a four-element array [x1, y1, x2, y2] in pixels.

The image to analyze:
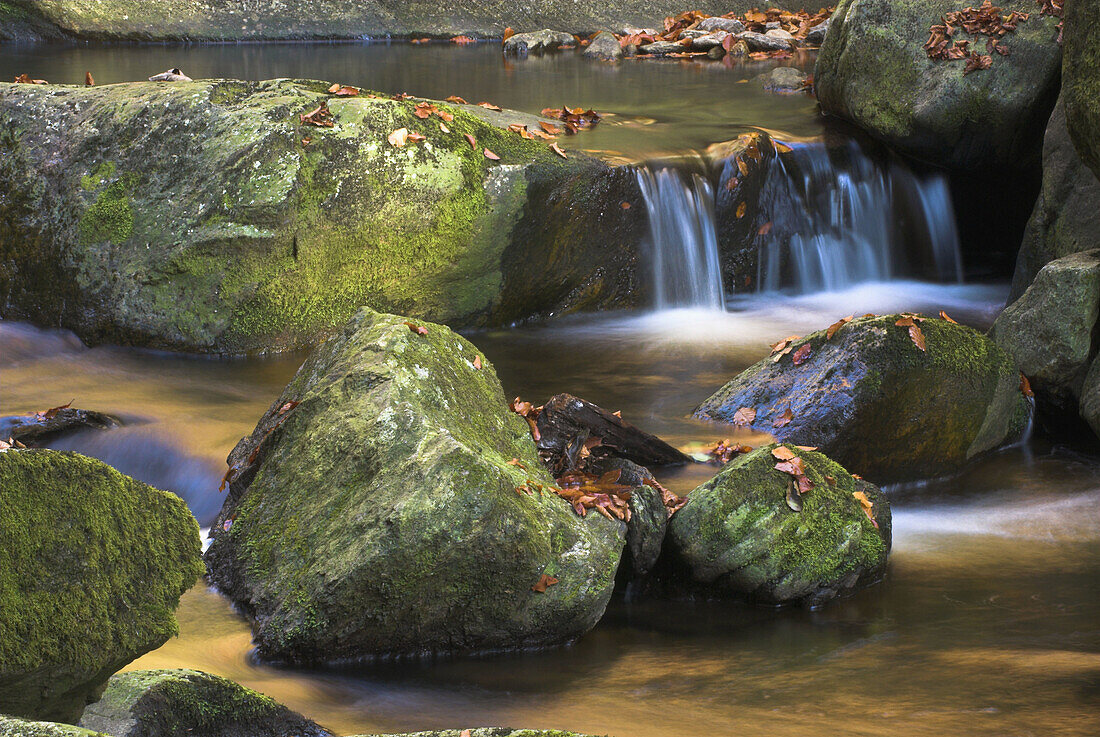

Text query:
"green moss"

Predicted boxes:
[[78, 174, 136, 245], [80, 161, 116, 191], [0, 450, 204, 722], [0, 716, 106, 737]]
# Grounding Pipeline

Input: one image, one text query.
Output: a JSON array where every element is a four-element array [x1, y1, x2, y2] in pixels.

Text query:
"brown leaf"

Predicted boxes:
[[775, 457, 806, 476], [406, 131, 426, 143], [794, 445, 818, 451], [733, 406, 756, 426], [464, 133, 477, 149], [550, 142, 568, 159], [827, 315, 854, 340], [403, 321, 428, 335], [736, 201, 747, 219], [85, 71, 95, 86], [473, 355, 482, 370], [773, 408, 794, 428], [531, 574, 560, 593], [1020, 372, 1034, 398], [539, 121, 563, 135], [909, 323, 927, 351], [440, 122, 451, 133], [461, 730, 473, 737], [38, 401, 74, 421], [791, 343, 812, 365], [621, 202, 631, 210], [477, 101, 503, 111], [503, 27, 515, 41], [757, 221, 773, 236], [853, 490, 878, 527], [446, 95, 469, 104], [939, 310, 958, 324], [334, 86, 360, 97], [824, 474, 837, 486], [796, 474, 815, 495], [484, 148, 501, 161], [771, 446, 797, 461]]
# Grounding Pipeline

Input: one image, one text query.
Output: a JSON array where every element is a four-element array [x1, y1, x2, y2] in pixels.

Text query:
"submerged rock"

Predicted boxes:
[[694, 314, 1030, 484], [640, 40, 684, 55], [993, 250, 1100, 424], [815, 0, 1061, 171], [79, 669, 330, 737], [0, 79, 635, 353], [757, 66, 808, 93], [668, 444, 891, 607], [584, 31, 623, 60], [503, 29, 575, 55], [0, 450, 203, 723], [0, 407, 121, 447], [1009, 97, 1100, 301], [205, 308, 625, 664]]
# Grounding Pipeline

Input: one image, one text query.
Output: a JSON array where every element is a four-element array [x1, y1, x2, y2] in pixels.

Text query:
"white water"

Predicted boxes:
[[753, 141, 964, 293], [636, 167, 725, 311]]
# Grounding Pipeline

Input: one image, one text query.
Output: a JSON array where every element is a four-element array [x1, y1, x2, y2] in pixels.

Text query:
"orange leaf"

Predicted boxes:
[[484, 148, 501, 161], [531, 573, 559, 593], [939, 310, 958, 324], [334, 86, 359, 97], [736, 201, 747, 219], [464, 133, 477, 149], [473, 355, 482, 370], [757, 221, 773, 236], [909, 324, 927, 351], [403, 321, 428, 335], [1020, 372, 1034, 398], [771, 446, 797, 461], [827, 315, 854, 340], [446, 95, 468, 104], [503, 27, 515, 41], [327, 83, 341, 93], [85, 71, 95, 86], [853, 490, 878, 527], [773, 408, 794, 428], [775, 457, 806, 476], [539, 121, 563, 135], [550, 142, 568, 159], [477, 101, 503, 111]]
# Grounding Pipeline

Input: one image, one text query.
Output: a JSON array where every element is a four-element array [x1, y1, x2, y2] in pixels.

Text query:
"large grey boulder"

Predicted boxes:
[[815, 0, 1062, 170], [205, 308, 625, 664], [698, 17, 745, 34], [584, 31, 623, 60], [993, 250, 1100, 414], [1010, 97, 1100, 301], [694, 314, 1030, 484], [502, 29, 576, 54], [737, 30, 793, 51], [668, 444, 891, 607]]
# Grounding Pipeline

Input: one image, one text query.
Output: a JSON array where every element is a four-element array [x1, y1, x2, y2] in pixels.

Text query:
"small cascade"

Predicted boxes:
[[749, 140, 964, 293], [636, 167, 725, 311]]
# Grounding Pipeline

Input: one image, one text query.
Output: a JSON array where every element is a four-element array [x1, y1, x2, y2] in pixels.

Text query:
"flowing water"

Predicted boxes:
[[2, 42, 1099, 737]]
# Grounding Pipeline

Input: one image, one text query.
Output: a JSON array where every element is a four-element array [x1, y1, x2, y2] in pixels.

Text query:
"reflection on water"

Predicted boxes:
[[3, 280, 1098, 736], [0, 43, 820, 160]]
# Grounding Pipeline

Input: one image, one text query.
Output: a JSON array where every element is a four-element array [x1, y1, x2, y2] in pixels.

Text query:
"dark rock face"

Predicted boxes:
[[668, 444, 891, 607], [1010, 97, 1100, 302], [78, 669, 331, 737], [0, 450, 203, 723], [205, 308, 625, 664], [815, 0, 1061, 171], [694, 314, 1030, 484], [0, 408, 120, 446], [1063, 0, 1100, 181]]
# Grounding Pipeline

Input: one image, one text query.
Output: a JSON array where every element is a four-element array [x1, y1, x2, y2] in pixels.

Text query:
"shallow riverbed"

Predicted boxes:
[[2, 41, 1099, 737]]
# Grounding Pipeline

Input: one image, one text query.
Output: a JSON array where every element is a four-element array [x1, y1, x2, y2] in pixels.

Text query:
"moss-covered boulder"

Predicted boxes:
[[668, 444, 891, 607], [994, 250, 1100, 424], [0, 716, 106, 737], [9, 1, 759, 40], [693, 314, 1030, 483], [815, 0, 1062, 170], [78, 669, 330, 737], [1063, 0, 1100, 181], [1009, 96, 1100, 301], [204, 308, 625, 664], [0, 79, 634, 354], [353, 731, 599, 737], [0, 450, 204, 723]]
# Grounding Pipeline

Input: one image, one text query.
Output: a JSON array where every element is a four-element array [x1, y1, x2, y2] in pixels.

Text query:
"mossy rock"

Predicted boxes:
[[12, 1, 765, 40], [204, 308, 625, 664], [0, 79, 636, 354], [1063, 0, 1100, 181], [1009, 96, 1100, 301], [693, 314, 1030, 484], [0, 716, 106, 737], [994, 250, 1100, 422], [78, 669, 330, 737], [351, 731, 602, 737], [0, 450, 204, 723], [667, 444, 891, 607], [815, 0, 1062, 170]]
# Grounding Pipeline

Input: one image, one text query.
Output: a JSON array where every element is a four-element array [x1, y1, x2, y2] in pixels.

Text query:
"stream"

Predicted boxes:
[[2, 42, 1099, 737]]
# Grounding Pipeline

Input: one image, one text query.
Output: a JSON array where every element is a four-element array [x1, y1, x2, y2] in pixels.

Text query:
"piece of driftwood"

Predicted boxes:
[[534, 393, 689, 476]]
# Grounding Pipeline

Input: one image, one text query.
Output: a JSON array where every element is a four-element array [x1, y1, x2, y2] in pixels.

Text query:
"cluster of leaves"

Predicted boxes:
[[541, 106, 602, 134], [771, 445, 823, 512], [706, 439, 754, 464], [1034, 0, 1064, 42], [924, 1, 1032, 74], [300, 100, 335, 128], [13, 73, 47, 84]]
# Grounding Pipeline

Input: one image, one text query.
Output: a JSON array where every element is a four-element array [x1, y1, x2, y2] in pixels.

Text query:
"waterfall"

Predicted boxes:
[[636, 167, 725, 311], [748, 140, 964, 293]]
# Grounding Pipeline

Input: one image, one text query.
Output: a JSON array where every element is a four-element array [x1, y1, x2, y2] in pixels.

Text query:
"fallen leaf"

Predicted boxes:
[[1020, 372, 1034, 398], [775, 141, 794, 154], [773, 408, 794, 428], [733, 406, 756, 426], [827, 315, 854, 340], [775, 458, 806, 476], [473, 355, 482, 370], [550, 142, 568, 159], [477, 101, 503, 111], [853, 490, 878, 527], [85, 71, 95, 86], [451, 35, 477, 45], [440, 122, 451, 133], [621, 202, 631, 209], [794, 445, 818, 451], [796, 474, 815, 494], [406, 131, 426, 143], [38, 401, 73, 421], [539, 121, 563, 135], [464, 133, 477, 149], [736, 201, 747, 219], [791, 343, 812, 365], [772, 446, 797, 461], [446, 95, 469, 104], [387, 128, 409, 147], [824, 474, 837, 486], [333, 86, 359, 97], [484, 148, 501, 161], [939, 310, 958, 324], [757, 221, 773, 236], [503, 27, 515, 41], [403, 321, 428, 335]]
